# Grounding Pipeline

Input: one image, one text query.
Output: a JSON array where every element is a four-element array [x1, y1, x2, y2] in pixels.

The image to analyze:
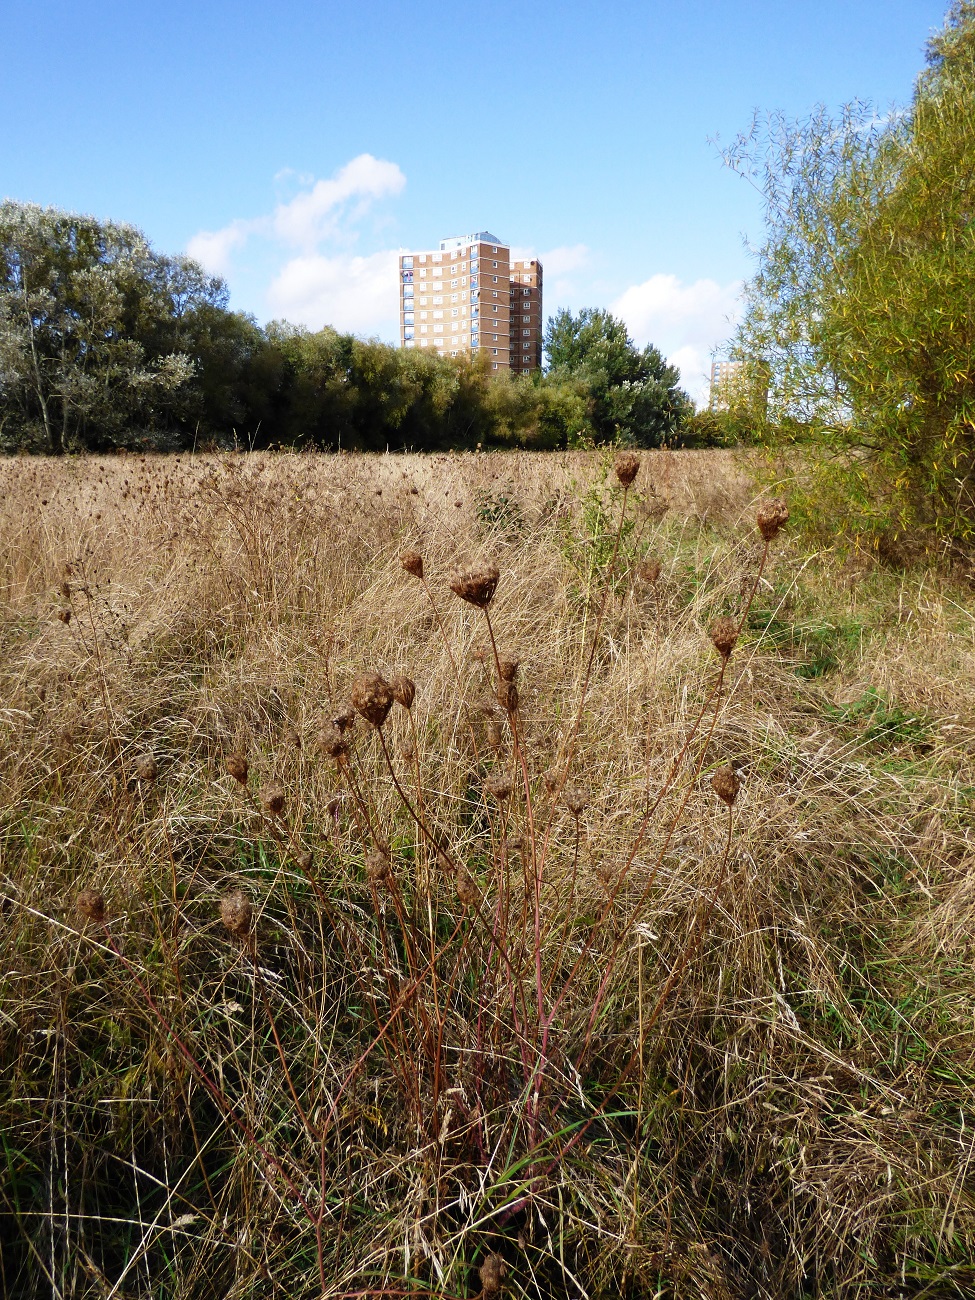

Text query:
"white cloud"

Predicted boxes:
[[186, 220, 252, 277], [266, 249, 399, 336], [611, 274, 742, 404], [270, 155, 406, 249]]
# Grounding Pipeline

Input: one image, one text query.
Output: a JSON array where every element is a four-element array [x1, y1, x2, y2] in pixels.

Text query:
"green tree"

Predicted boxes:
[[0, 202, 223, 452], [543, 307, 690, 446], [726, 2, 975, 540]]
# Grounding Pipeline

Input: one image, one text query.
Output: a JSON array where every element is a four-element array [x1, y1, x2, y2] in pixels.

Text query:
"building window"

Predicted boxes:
[[402, 256, 413, 268], [420, 324, 428, 334], [404, 328, 414, 339], [471, 334, 479, 345], [418, 297, 427, 306], [404, 313, 414, 325], [470, 277, 478, 288], [492, 276, 498, 283], [522, 329, 530, 336], [523, 342, 530, 350], [433, 296, 443, 306], [433, 253, 442, 262], [420, 339, 428, 347], [403, 286, 414, 298], [433, 310, 444, 319], [492, 349, 498, 355], [523, 288, 530, 295], [402, 270, 413, 282]]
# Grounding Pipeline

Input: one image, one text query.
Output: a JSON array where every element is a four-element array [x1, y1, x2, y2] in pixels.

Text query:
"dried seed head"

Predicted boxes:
[[220, 890, 252, 938], [400, 550, 424, 579], [398, 737, 416, 761], [225, 753, 249, 785], [449, 562, 500, 608], [261, 784, 286, 816], [390, 674, 416, 710], [134, 754, 158, 783], [711, 764, 741, 808], [351, 672, 394, 728], [709, 617, 739, 661], [496, 681, 518, 714], [479, 1251, 506, 1293], [542, 766, 563, 794], [485, 720, 504, 751], [365, 850, 390, 884], [455, 870, 480, 907], [484, 772, 513, 801], [296, 851, 313, 872], [332, 707, 357, 734], [756, 498, 790, 542], [76, 889, 107, 924], [596, 857, 616, 888], [58, 580, 72, 601], [57, 607, 71, 624], [497, 657, 520, 682], [318, 724, 350, 759], [638, 557, 662, 586], [564, 784, 587, 817], [614, 452, 640, 488]]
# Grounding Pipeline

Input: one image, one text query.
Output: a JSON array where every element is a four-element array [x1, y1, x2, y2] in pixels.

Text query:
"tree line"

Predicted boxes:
[[0, 202, 707, 455]]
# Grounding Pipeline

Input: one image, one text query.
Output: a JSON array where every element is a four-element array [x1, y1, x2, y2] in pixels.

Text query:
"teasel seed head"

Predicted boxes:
[[638, 557, 662, 586], [614, 452, 640, 488], [484, 772, 513, 801], [261, 784, 286, 816], [455, 870, 480, 907], [479, 1251, 506, 1293], [134, 753, 158, 783], [496, 681, 518, 714], [225, 753, 249, 785], [400, 550, 424, 579], [564, 785, 587, 817], [76, 889, 107, 924], [390, 674, 416, 710], [449, 562, 500, 609], [220, 890, 252, 938], [497, 656, 520, 682], [756, 498, 789, 542], [351, 672, 395, 728], [709, 617, 739, 661], [319, 724, 350, 759], [711, 764, 741, 808]]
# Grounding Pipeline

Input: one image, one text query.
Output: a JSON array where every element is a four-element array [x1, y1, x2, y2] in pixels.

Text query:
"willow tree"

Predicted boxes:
[[727, 2, 975, 542]]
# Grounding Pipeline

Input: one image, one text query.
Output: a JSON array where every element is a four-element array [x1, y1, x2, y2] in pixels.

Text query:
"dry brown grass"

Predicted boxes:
[[1, 449, 974, 1299]]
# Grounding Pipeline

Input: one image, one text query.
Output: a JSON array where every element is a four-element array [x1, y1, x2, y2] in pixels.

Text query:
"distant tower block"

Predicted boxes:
[[398, 232, 543, 374]]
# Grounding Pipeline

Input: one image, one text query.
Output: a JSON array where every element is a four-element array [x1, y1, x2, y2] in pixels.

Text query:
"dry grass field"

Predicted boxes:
[[1, 449, 974, 1299]]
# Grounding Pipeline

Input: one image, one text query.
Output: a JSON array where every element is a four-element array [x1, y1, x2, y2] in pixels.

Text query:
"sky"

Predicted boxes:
[[1, 1, 950, 401]]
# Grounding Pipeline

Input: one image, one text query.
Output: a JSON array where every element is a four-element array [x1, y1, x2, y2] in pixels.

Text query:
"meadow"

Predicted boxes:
[[0, 449, 973, 1299]]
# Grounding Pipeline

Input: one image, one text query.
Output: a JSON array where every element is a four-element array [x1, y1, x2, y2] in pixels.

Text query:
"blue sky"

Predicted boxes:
[[2, 1, 949, 399]]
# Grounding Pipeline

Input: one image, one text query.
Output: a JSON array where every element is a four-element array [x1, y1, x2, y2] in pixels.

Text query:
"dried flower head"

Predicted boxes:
[[319, 724, 350, 759], [400, 550, 424, 579], [484, 772, 513, 801], [365, 850, 390, 884], [638, 557, 662, 586], [76, 889, 107, 924], [261, 784, 286, 816], [542, 766, 563, 794], [351, 672, 395, 728], [614, 452, 640, 488], [58, 580, 72, 601], [332, 707, 357, 734], [756, 498, 790, 542], [564, 785, 587, 817], [220, 890, 252, 938], [709, 617, 739, 661], [486, 720, 504, 751], [225, 753, 249, 785], [711, 764, 741, 808], [390, 674, 416, 710], [496, 681, 519, 714], [398, 737, 416, 761], [57, 607, 71, 624], [479, 1252, 506, 1294], [449, 562, 500, 608], [134, 754, 158, 783], [497, 657, 520, 682], [455, 870, 480, 907], [296, 851, 313, 872]]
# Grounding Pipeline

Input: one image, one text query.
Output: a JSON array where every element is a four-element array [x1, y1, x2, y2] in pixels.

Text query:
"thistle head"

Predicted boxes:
[[351, 672, 394, 728], [365, 850, 391, 884], [449, 562, 499, 609], [496, 681, 518, 714]]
